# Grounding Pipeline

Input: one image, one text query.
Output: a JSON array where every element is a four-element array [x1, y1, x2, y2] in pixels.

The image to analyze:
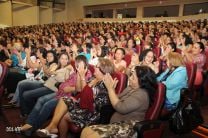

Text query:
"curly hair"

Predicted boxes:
[[134, 65, 157, 103]]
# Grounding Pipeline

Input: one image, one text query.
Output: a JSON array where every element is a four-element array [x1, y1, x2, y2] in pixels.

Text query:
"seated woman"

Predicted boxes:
[[19, 52, 71, 116], [11, 55, 92, 135], [157, 52, 188, 112], [9, 48, 55, 105], [139, 49, 160, 74], [81, 66, 157, 138], [182, 42, 206, 86], [113, 48, 127, 73], [36, 58, 115, 138], [160, 42, 177, 60], [126, 49, 160, 75]]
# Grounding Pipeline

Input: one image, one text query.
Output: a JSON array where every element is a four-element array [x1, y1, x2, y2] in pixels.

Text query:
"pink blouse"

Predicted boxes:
[[56, 70, 92, 99]]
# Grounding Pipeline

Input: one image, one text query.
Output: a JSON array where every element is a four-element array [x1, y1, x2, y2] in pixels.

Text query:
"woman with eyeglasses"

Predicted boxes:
[[36, 58, 115, 138], [80, 66, 157, 138]]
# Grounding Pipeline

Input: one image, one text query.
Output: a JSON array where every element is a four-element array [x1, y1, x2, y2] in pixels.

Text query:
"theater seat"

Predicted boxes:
[[134, 83, 166, 138], [0, 62, 8, 117], [68, 72, 128, 134], [136, 45, 143, 55], [124, 54, 131, 67], [185, 62, 197, 91], [112, 72, 128, 94], [153, 47, 161, 59], [0, 62, 8, 101], [145, 83, 166, 120], [160, 62, 197, 118]]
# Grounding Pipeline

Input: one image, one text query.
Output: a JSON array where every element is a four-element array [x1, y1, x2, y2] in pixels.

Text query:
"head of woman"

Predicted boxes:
[[165, 42, 177, 53], [129, 66, 157, 101], [57, 52, 70, 69], [30, 45, 38, 57], [166, 52, 184, 70], [13, 42, 23, 52], [97, 46, 109, 57], [139, 49, 155, 64], [94, 58, 114, 80], [192, 42, 205, 55], [46, 50, 57, 65], [127, 38, 135, 49], [114, 48, 125, 61], [75, 55, 88, 70]]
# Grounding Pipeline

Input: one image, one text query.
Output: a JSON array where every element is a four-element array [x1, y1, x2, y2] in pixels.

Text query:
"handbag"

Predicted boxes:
[[169, 88, 204, 134]]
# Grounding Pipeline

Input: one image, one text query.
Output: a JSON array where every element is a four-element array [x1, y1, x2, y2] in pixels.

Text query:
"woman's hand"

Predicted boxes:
[[77, 62, 87, 78], [25, 47, 31, 56], [103, 73, 118, 91], [131, 53, 139, 66]]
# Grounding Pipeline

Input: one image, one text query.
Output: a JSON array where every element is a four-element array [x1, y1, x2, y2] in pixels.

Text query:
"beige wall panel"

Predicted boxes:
[[40, 8, 53, 24], [53, 9, 67, 23], [66, 0, 83, 21], [0, 1, 12, 26], [13, 6, 39, 26]]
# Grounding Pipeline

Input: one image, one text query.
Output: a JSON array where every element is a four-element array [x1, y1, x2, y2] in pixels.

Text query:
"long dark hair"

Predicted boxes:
[[46, 50, 58, 66], [135, 65, 157, 103]]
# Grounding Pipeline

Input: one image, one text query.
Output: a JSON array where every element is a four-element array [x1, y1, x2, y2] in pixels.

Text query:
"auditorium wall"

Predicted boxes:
[[0, 1, 12, 26], [39, 7, 53, 25], [13, 5, 39, 26]]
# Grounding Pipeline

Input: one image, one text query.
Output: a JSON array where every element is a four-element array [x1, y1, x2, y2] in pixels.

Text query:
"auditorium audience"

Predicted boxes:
[[81, 66, 157, 138], [36, 58, 114, 138], [19, 52, 71, 116], [0, 19, 207, 137]]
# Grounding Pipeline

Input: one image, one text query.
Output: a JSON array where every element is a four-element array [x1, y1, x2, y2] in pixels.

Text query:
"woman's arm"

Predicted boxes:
[[103, 74, 119, 107], [63, 86, 75, 93], [113, 89, 148, 114]]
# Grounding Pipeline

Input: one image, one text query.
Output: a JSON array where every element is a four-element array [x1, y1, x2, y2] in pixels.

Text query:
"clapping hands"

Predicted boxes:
[[103, 73, 118, 91]]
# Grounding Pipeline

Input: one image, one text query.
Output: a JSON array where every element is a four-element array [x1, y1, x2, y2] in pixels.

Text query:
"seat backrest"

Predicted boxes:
[[0, 62, 8, 97], [111, 72, 128, 94], [124, 54, 131, 67], [136, 45, 143, 55], [185, 62, 197, 90], [152, 47, 161, 58], [145, 83, 166, 120]]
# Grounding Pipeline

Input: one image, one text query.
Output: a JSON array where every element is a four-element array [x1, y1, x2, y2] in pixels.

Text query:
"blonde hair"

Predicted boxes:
[[98, 58, 115, 74], [13, 43, 22, 51], [167, 52, 184, 67]]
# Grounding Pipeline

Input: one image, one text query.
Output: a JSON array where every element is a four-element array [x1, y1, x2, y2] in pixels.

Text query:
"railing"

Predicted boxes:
[[79, 13, 208, 22]]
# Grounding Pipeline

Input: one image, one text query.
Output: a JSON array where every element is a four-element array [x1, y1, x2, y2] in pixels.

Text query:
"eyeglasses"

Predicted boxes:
[[95, 65, 106, 75]]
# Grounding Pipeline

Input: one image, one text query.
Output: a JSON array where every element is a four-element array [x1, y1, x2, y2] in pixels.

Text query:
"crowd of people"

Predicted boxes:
[[0, 19, 207, 137]]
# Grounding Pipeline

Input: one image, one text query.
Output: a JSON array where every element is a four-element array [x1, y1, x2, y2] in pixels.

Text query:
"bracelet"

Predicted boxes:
[[81, 78, 85, 81]]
